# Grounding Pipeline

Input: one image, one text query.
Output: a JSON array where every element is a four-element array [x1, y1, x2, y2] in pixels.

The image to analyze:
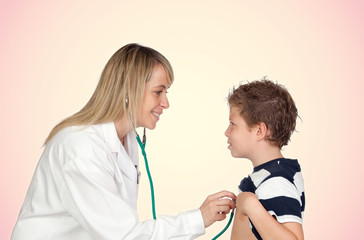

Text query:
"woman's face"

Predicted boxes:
[[137, 64, 170, 129]]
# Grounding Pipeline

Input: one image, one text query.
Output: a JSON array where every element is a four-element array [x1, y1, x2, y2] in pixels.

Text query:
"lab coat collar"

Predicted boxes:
[[99, 122, 122, 153], [98, 122, 139, 182]]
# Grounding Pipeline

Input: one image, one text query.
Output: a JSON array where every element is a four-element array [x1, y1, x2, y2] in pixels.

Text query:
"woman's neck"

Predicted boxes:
[[114, 115, 133, 143]]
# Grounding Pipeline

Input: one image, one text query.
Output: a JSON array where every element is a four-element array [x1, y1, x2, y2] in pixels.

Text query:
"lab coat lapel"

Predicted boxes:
[[124, 130, 139, 168], [115, 130, 139, 208], [100, 122, 138, 183], [116, 137, 138, 184], [99, 122, 139, 207]]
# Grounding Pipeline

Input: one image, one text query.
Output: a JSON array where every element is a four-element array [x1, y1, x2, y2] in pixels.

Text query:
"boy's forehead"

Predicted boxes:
[[229, 106, 241, 117], [230, 105, 240, 112]]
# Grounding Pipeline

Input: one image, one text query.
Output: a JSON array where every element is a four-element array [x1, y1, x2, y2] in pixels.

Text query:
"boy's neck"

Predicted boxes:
[[249, 145, 284, 168]]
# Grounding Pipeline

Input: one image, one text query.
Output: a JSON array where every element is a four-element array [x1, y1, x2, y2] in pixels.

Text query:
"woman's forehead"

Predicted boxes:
[[147, 65, 171, 88]]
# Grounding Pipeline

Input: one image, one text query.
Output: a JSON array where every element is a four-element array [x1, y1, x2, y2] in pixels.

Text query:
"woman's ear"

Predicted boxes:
[[255, 122, 270, 141]]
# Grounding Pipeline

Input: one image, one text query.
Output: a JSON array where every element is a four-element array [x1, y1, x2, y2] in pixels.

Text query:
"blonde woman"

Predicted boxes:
[[11, 43, 236, 240]]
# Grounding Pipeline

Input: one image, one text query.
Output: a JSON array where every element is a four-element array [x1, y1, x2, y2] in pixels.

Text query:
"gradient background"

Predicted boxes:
[[1, 1, 363, 239]]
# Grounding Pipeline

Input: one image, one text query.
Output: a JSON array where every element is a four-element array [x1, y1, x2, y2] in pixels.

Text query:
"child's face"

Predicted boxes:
[[225, 106, 257, 159]]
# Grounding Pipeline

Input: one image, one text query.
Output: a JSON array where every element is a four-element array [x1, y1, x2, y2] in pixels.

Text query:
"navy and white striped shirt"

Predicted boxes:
[[238, 158, 305, 240]]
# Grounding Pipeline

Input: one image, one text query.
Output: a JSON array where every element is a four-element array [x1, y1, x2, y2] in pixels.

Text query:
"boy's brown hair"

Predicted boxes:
[[228, 78, 298, 148]]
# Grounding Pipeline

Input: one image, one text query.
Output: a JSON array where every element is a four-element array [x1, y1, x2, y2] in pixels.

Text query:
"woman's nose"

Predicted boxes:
[[161, 94, 169, 109]]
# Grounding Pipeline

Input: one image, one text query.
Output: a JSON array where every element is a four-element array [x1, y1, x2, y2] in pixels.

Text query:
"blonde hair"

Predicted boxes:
[[45, 43, 174, 145]]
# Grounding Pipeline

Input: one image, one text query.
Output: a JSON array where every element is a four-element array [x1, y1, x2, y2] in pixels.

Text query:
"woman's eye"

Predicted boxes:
[[155, 91, 162, 95]]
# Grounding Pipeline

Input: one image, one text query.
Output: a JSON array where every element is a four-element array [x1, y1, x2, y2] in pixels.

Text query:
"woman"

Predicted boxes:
[[11, 43, 236, 239]]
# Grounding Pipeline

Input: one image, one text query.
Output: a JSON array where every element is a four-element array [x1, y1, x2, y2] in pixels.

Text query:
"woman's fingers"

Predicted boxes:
[[216, 205, 233, 214], [216, 198, 236, 209], [200, 190, 236, 228], [209, 190, 237, 201]]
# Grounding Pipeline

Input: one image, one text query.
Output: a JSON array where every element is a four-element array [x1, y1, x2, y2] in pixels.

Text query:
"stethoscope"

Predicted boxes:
[[126, 97, 156, 219], [126, 97, 233, 239]]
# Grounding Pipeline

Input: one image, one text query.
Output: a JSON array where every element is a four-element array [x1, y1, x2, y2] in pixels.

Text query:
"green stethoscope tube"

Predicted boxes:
[[211, 209, 235, 240], [136, 133, 157, 220], [135, 128, 234, 238], [136, 131, 235, 237], [127, 98, 157, 220]]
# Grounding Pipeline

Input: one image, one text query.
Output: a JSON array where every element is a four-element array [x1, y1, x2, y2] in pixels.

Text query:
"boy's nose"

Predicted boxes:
[[224, 127, 229, 137]]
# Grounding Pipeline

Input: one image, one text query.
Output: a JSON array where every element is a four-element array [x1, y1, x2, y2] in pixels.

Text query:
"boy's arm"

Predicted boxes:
[[236, 192, 304, 240], [230, 211, 256, 240]]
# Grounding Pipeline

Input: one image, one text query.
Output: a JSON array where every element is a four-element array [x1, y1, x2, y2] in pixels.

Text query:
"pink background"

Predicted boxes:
[[1, 1, 363, 239]]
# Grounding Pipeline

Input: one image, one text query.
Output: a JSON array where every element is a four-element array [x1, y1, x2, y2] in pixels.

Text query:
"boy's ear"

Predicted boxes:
[[255, 122, 270, 141]]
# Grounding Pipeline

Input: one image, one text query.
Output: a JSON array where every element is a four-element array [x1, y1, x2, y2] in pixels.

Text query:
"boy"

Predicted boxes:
[[225, 79, 305, 240]]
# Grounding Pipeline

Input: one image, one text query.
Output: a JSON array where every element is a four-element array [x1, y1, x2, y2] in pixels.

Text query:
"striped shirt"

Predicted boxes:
[[238, 158, 305, 240]]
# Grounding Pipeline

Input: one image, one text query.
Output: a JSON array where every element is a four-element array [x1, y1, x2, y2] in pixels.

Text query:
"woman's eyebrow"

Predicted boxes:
[[153, 85, 169, 89]]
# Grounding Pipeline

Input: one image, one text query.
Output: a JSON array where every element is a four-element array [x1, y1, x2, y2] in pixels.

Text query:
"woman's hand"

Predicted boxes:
[[199, 190, 236, 228]]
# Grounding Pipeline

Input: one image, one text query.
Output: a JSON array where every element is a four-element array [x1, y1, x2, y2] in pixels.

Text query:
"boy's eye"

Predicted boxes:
[[230, 121, 235, 126]]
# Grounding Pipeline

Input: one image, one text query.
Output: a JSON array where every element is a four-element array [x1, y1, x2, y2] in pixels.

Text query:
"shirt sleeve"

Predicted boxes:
[[255, 176, 303, 224], [56, 136, 205, 240]]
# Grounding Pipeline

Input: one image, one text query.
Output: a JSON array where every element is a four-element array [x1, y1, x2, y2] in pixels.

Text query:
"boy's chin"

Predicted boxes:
[[230, 151, 245, 159], [230, 151, 240, 158]]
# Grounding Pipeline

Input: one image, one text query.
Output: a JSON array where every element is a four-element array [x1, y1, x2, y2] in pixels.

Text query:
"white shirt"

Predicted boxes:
[[11, 122, 205, 239]]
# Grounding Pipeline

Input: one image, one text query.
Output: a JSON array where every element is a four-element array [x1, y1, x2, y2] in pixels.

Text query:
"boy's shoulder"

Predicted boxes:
[[251, 158, 301, 186]]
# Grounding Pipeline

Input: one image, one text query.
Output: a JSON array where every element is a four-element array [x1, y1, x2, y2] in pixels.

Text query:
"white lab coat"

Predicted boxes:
[[11, 122, 205, 240]]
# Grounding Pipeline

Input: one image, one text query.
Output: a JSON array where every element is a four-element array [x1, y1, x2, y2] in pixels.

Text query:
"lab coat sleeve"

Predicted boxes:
[[56, 137, 205, 240]]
